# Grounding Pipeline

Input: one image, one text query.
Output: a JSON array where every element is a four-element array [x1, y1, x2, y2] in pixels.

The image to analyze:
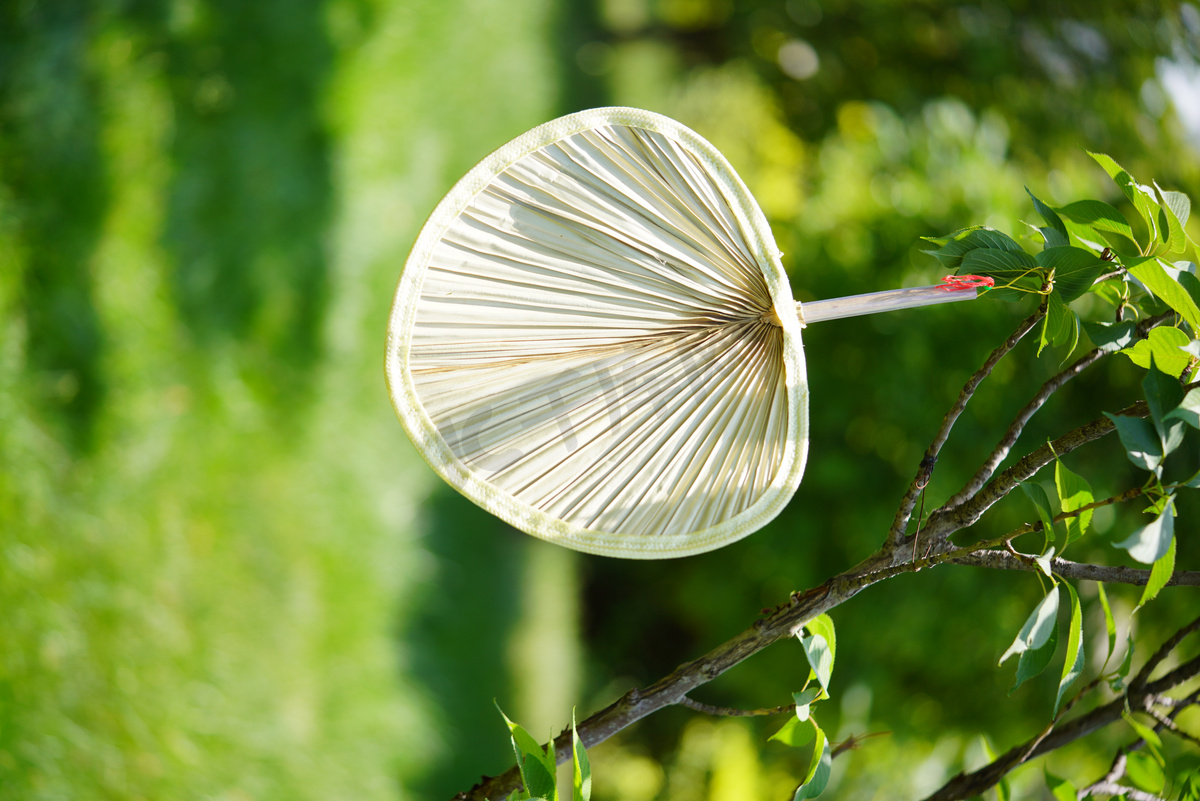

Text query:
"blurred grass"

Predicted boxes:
[[0, 0, 567, 798]]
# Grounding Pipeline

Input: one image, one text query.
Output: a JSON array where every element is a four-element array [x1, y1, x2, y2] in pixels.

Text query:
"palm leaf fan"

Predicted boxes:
[[385, 107, 988, 559]]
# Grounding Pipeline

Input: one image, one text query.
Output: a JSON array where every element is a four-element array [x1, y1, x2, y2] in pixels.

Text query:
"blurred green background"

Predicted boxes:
[[2, 1, 1199, 799]]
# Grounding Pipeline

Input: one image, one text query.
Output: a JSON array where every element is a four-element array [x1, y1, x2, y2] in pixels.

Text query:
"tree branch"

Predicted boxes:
[[920, 629, 1200, 801], [678, 696, 792, 717], [948, 550, 1200, 587], [888, 311, 1043, 546]]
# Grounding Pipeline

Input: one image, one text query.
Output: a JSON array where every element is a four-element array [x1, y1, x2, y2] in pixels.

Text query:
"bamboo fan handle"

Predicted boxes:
[[798, 275, 994, 325]]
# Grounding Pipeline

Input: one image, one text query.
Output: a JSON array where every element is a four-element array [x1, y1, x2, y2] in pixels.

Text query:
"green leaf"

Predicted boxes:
[[1020, 481, 1057, 543], [1039, 292, 1078, 357], [1097, 582, 1117, 667], [1114, 499, 1174, 563], [1012, 614, 1059, 692], [793, 687, 822, 721], [1036, 246, 1108, 302], [1155, 183, 1188, 254], [771, 715, 818, 748], [1057, 199, 1141, 257], [1177, 270, 1200, 318], [1000, 585, 1060, 665], [1167, 387, 1200, 428], [1111, 631, 1136, 692], [1126, 751, 1166, 795], [1138, 535, 1176, 608], [1084, 320, 1136, 353], [1034, 546, 1056, 578], [1089, 152, 1161, 243], [1127, 258, 1200, 332], [800, 634, 834, 696], [1143, 359, 1187, 456], [960, 247, 1043, 302], [921, 226, 1026, 269], [1045, 770, 1078, 801], [1160, 188, 1192, 229], [792, 739, 832, 801], [1104, 412, 1164, 475], [498, 705, 557, 801], [1055, 460, 1094, 545], [571, 712, 590, 801], [1123, 326, 1193, 376], [1054, 583, 1085, 717], [1027, 188, 1070, 248], [801, 615, 835, 694]]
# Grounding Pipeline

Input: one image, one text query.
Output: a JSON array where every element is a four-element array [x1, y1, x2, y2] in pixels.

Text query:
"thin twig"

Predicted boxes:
[[949, 551, 1200, 587], [943, 346, 1106, 510], [942, 310, 1170, 514], [887, 311, 1043, 547]]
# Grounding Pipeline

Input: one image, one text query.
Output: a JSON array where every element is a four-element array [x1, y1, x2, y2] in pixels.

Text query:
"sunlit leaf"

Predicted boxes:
[[1114, 500, 1174, 563], [1012, 616, 1059, 692], [1138, 536, 1176, 609], [1156, 183, 1188, 254], [1054, 583, 1084, 717], [771, 715, 818, 748], [1000, 585, 1060, 664], [1097, 582, 1117, 667], [1088, 151, 1159, 245], [499, 705, 557, 801], [571, 711, 590, 801], [1057, 199, 1140, 257], [792, 739, 832, 801], [1127, 258, 1200, 332], [1122, 326, 1192, 376], [1055, 460, 1093, 545], [1126, 751, 1166, 795], [793, 687, 822, 721], [1166, 387, 1200, 429], [801, 634, 834, 695]]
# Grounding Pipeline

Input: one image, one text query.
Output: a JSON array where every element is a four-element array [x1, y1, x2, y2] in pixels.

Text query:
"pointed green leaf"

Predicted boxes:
[[1123, 326, 1193, 376], [571, 712, 591, 801], [1139, 535, 1176, 609], [1000, 586, 1060, 664], [1096, 582, 1117, 668], [1088, 151, 1159, 245], [1168, 388, 1200, 428], [1123, 711, 1165, 758], [1054, 583, 1085, 717], [792, 739, 832, 801], [1127, 258, 1200, 332], [1027, 188, 1070, 248], [1155, 183, 1188, 254], [1114, 500, 1174, 563], [1143, 358, 1187, 456], [1055, 460, 1094, 545], [498, 705, 557, 801], [922, 226, 1026, 269], [771, 715, 817, 747], [1036, 246, 1108, 302], [1020, 481, 1057, 542], [800, 634, 833, 696], [1012, 616, 1059, 692], [960, 247, 1043, 302], [1103, 412, 1164, 474], [1084, 320, 1136, 353]]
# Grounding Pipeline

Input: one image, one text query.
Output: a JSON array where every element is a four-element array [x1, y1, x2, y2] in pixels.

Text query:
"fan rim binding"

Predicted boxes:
[[385, 106, 810, 558]]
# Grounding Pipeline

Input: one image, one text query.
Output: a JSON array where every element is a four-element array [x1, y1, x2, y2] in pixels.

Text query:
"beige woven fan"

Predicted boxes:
[[385, 107, 986, 559]]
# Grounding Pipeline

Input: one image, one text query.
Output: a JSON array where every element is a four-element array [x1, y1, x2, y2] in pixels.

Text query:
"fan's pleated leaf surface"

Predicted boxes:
[[387, 108, 808, 558]]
